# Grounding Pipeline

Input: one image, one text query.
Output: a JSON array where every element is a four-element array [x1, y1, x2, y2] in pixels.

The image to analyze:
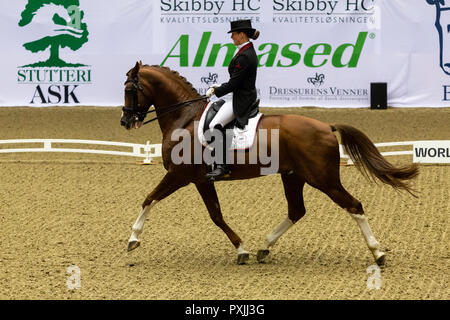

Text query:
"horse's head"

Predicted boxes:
[[121, 63, 204, 132], [121, 61, 153, 130]]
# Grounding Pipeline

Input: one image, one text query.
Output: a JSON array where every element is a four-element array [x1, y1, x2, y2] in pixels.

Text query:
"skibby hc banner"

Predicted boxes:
[[0, 0, 449, 107]]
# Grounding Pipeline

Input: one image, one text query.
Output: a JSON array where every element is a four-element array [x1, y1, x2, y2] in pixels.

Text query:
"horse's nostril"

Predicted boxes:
[[120, 119, 127, 127]]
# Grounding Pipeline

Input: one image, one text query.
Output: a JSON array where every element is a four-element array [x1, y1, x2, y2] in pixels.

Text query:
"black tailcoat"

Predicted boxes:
[[214, 42, 258, 128]]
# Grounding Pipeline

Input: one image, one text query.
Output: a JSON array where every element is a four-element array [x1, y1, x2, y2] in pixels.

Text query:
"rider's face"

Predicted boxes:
[[231, 31, 247, 46]]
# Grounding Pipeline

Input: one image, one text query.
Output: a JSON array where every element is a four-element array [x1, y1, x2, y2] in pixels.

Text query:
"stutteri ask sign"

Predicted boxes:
[[413, 141, 450, 164], [17, 0, 91, 104]]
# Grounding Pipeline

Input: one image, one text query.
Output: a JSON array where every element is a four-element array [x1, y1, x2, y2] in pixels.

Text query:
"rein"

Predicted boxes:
[[143, 95, 208, 125], [123, 77, 208, 126]]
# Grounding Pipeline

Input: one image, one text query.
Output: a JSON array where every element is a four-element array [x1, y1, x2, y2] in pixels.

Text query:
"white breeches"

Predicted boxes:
[[208, 99, 235, 129]]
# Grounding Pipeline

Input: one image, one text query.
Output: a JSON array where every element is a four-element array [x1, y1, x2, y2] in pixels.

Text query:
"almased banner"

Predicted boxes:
[[0, 0, 449, 107]]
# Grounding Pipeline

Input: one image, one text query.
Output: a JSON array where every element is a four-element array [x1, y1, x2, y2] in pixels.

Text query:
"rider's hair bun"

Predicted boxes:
[[252, 30, 260, 40]]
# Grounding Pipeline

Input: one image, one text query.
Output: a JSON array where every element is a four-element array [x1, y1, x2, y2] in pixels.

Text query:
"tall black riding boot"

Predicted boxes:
[[205, 125, 230, 181]]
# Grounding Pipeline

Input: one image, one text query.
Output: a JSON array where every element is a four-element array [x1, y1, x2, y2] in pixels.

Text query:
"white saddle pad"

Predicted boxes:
[[197, 101, 263, 150]]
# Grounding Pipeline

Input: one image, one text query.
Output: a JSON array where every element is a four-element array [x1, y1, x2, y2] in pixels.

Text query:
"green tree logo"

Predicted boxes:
[[18, 0, 89, 67]]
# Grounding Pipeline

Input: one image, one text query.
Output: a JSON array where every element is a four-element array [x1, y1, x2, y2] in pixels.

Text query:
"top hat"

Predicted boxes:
[[228, 19, 255, 34]]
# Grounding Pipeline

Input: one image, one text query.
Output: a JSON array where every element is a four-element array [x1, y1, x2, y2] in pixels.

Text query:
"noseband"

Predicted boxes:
[[123, 77, 147, 122]]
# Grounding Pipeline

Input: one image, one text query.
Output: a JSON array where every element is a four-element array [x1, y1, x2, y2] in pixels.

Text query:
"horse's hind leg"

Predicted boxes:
[[301, 140, 386, 266], [324, 184, 386, 266], [195, 182, 249, 265], [257, 173, 306, 263]]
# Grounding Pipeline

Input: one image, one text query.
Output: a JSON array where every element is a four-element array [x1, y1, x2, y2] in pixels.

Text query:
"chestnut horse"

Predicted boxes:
[[121, 61, 418, 266]]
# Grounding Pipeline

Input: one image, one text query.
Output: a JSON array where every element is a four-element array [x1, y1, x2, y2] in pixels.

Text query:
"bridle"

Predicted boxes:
[[123, 77, 147, 123], [122, 76, 208, 126]]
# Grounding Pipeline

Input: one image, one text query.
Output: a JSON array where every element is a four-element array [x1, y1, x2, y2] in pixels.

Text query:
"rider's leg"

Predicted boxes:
[[206, 100, 234, 180], [208, 100, 235, 129]]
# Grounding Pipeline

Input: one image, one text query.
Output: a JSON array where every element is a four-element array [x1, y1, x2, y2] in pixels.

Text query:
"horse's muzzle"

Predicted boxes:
[[121, 115, 144, 130], [120, 115, 133, 130]]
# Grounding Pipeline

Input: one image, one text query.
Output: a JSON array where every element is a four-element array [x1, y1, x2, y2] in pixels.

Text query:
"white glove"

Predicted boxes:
[[206, 87, 215, 98], [210, 83, 221, 88]]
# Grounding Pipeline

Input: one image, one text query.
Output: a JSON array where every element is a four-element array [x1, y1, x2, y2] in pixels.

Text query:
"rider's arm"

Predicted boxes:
[[214, 55, 249, 98]]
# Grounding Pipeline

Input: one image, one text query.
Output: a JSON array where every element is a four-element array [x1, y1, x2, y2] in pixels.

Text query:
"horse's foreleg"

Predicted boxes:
[[127, 203, 156, 251], [195, 182, 249, 265], [127, 172, 188, 252], [257, 173, 306, 263]]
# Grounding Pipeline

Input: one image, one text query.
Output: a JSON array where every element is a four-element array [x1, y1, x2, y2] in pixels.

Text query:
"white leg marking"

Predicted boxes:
[[128, 201, 158, 243], [350, 213, 385, 260], [264, 218, 294, 250], [237, 244, 249, 255]]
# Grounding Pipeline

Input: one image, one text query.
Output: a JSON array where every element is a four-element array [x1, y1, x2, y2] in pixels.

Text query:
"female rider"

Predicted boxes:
[[205, 19, 260, 180]]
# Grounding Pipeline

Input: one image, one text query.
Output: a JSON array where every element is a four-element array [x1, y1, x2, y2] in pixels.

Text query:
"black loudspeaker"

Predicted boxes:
[[370, 82, 387, 109]]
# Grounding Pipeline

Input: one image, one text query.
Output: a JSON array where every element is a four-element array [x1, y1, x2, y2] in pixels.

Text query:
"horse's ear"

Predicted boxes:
[[139, 60, 143, 66], [130, 61, 140, 78]]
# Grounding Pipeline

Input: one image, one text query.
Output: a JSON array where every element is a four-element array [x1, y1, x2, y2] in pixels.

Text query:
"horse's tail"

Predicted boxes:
[[331, 124, 419, 197]]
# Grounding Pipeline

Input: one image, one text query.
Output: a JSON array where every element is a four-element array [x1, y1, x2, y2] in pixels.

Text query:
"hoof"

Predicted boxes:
[[127, 240, 140, 252], [256, 249, 270, 263], [237, 253, 249, 265], [376, 253, 386, 267]]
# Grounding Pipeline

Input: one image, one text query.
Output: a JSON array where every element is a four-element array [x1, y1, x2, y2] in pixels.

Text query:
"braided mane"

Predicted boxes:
[[144, 64, 201, 98]]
